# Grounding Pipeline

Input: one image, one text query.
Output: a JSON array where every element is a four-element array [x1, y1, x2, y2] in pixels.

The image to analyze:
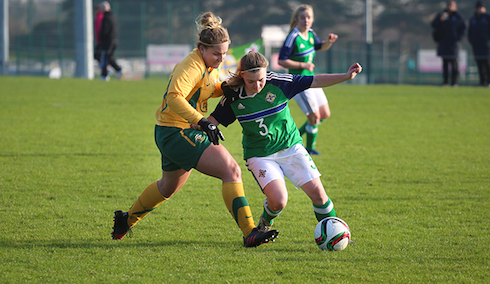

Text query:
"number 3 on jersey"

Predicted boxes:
[[256, 118, 269, 136]]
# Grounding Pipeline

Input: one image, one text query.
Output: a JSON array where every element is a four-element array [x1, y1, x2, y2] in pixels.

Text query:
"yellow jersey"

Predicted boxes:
[[155, 48, 223, 128]]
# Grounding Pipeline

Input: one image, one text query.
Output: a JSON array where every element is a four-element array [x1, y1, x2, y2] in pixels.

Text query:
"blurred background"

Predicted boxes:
[[0, 0, 483, 85]]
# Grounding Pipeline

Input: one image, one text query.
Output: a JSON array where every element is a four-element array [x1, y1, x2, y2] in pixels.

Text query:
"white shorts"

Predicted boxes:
[[293, 88, 328, 116], [246, 144, 321, 190]]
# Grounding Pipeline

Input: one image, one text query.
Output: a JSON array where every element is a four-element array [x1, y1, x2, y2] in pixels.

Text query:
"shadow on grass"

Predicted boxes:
[[0, 152, 154, 158], [0, 238, 321, 253], [0, 239, 228, 249]]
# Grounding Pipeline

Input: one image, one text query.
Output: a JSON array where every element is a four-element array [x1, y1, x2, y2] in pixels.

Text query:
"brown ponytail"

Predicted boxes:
[[226, 52, 269, 89]]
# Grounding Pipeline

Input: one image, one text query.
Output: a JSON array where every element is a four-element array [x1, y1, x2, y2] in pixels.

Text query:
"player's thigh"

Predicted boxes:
[[297, 88, 326, 113], [319, 102, 331, 120], [246, 156, 285, 191], [294, 89, 319, 116], [197, 143, 241, 183], [279, 144, 321, 188], [312, 88, 328, 109], [315, 88, 330, 120]]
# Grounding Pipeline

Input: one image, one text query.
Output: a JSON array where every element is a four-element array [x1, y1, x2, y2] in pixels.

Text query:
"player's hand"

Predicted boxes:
[[303, 62, 315, 72], [328, 33, 338, 43], [347, 63, 362, 79], [190, 123, 201, 130], [198, 117, 225, 145]]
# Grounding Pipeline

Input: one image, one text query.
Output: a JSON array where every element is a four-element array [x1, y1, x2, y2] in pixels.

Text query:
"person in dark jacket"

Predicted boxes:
[[431, 1, 466, 86], [468, 1, 490, 87], [98, 1, 123, 81]]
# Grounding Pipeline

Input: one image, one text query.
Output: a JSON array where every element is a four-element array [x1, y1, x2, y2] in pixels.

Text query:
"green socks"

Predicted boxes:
[[313, 197, 336, 221]]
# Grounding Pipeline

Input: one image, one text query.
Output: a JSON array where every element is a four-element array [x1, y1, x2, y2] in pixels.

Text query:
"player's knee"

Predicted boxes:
[[226, 161, 242, 180], [268, 197, 287, 212], [307, 117, 319, 126], [322, 112, 331, 120]]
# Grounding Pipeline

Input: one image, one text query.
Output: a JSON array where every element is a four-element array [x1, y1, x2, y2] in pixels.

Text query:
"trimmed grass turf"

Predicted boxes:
[[1, 76, 489, 283]]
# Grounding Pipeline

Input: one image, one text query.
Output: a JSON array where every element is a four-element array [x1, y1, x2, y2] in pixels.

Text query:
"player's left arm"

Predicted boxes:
[[318, 33, 338, 51], [311, 63, 362, 88], [208, 83, 237, 127]]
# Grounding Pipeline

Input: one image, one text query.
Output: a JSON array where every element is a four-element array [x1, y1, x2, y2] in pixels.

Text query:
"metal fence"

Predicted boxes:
[[2, 0, 482, 85]]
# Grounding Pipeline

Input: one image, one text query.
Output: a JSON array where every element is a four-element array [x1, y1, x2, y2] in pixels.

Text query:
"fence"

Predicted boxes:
[[2, 0, 482, 85]]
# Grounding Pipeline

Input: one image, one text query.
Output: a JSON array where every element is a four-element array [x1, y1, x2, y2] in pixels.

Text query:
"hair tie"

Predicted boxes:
[[241, 67, 265, 73], [198, 40, 231, 47]]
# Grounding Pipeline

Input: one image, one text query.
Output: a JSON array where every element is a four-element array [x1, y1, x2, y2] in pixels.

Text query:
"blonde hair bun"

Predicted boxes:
[[195, 12, 230, 47], [196, 12, 223, 32]]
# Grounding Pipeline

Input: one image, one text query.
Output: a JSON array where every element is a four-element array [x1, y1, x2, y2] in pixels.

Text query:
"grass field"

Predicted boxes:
[[1, 76, 489, 283]]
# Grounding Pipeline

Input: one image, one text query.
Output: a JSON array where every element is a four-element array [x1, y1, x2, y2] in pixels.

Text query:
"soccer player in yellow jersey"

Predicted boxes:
[[111, 12, 278, 247]]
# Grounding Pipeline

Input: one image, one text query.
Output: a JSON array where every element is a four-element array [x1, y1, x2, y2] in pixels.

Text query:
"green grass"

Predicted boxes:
[[1, 76, 489, 283]]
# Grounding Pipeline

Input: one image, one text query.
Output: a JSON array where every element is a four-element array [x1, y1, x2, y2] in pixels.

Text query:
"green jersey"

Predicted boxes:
[[278, 27, 323, 76], [211, 72, 314, 160]]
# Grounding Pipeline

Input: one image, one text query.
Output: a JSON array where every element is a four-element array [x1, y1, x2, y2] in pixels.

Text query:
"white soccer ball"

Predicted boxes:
[[314, 217, 351, 251]]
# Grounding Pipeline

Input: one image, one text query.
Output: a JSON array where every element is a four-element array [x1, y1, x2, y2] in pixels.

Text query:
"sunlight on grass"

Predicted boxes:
[[1, 77, 489, 282]]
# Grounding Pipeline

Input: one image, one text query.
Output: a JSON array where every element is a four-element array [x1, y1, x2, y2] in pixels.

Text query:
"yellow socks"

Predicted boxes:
[[127, 181, 167, 228], [126, 181, 255, 237], [222, 182, 255, 237]]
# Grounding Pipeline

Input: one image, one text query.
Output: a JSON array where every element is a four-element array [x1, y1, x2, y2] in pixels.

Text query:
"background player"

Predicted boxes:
[[278, 4, 338, 155]]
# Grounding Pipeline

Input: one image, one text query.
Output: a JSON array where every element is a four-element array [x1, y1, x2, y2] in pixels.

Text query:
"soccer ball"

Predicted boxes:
[[314, 217, 351, 251]]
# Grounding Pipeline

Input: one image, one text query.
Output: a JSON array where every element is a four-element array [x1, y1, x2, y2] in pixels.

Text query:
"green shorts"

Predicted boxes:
[[154, 125, 212, 171]]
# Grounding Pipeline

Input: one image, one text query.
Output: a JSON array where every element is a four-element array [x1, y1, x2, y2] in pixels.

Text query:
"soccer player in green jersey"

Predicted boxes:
[[208, 52, 361, 236], [278, 4, 338, 155]]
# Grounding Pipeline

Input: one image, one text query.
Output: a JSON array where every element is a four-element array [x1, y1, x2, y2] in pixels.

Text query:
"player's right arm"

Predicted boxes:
[[278, 31, 314, 71], [278, 59, 315, 72], [165, 61, 206, 125]]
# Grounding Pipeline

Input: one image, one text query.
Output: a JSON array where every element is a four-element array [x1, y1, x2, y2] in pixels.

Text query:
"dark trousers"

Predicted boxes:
[[442, 58, 458, 85], [94, 44, 102, 63], [100, 44, 122, 77], [476, 59, 490, 86]]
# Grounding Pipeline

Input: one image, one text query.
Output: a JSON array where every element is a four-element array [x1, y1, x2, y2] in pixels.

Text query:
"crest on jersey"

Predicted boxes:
[[265, 92, 276, 103]]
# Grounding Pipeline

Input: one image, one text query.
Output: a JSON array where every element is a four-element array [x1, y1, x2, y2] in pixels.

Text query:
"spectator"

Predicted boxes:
[[98, 1, 123, 81], [468, 1, 490, 87], [431, 1, 466, 86], [94, 6, 104, 64]]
